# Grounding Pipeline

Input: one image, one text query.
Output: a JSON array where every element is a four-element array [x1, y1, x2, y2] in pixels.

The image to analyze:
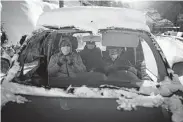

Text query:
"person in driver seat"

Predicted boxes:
[[48, 37, 86, 77], [102, 46, 138, 75], [102, 46, 151, 80], [80, 41, 104, 72]]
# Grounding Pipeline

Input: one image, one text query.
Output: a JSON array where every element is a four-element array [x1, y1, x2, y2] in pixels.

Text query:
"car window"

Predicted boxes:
[[141, 39, 158, 82]]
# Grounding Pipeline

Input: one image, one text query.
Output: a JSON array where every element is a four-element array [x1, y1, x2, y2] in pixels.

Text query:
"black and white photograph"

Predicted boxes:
[[1, 0, 183, 122]]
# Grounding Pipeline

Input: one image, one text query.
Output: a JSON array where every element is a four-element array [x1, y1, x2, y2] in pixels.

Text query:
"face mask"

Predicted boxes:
[[61, 46, 71, 55], [110, 54, 118, 61]]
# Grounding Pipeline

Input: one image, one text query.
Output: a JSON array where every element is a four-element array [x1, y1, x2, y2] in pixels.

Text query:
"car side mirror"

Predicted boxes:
[[172, 62, 183, 76]]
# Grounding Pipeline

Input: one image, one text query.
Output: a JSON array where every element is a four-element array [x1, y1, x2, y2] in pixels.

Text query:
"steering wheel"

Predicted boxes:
[[107, 65, 138, 77]]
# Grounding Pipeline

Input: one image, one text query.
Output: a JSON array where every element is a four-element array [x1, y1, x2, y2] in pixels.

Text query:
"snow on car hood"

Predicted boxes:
[[1, 82, 183, 122], [1, 84, 28, 109], [155, 36, 183, 68], [37, 6, 150, 34]]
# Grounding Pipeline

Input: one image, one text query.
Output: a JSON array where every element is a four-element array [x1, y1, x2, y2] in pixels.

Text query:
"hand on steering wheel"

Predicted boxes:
[[108, 65, 138, 76]]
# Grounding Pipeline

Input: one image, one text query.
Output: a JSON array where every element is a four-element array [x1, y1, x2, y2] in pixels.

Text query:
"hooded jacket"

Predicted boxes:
[[48, 38, 86, 77]]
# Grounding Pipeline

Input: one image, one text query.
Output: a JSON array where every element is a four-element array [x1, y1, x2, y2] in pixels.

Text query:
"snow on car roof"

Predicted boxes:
[[37, 6, 150, 33]]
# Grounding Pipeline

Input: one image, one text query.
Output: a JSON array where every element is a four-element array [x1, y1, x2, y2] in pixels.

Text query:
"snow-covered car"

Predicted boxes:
[[1, 7, 183, 122], [155, 35, 183, 77], [161, 31, 183, 42]]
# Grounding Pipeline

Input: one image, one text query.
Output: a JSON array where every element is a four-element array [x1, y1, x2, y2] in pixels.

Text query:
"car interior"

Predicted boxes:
[[14, 28, 169, 90]]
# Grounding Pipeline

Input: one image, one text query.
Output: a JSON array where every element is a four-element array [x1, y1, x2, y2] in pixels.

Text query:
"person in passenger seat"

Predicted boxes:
[[80, 41, 104, 72], [48, 37, 86, 77]]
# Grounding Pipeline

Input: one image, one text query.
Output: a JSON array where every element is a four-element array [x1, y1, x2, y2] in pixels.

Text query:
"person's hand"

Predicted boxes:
[[66, 56, 74, 66], [57, 57, 67, 66], [68, 60, 74, 66], [57, 61, 63, 67]]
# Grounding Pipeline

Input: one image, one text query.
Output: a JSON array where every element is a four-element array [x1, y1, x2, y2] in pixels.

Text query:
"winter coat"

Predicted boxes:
[[80, 46, 104, 71], [101, 50, 151, 80], [102, 50, 135, 73], [48, 51, 86, 77], [48, 36, 86, 77]]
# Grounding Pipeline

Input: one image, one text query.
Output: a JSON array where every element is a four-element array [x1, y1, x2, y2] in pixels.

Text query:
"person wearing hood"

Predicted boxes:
[[79, 41, 104, 72], [48, 37, 86, 77]]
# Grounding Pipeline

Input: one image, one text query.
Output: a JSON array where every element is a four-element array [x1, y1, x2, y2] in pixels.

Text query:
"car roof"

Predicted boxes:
[[37, 6, 150, 34]]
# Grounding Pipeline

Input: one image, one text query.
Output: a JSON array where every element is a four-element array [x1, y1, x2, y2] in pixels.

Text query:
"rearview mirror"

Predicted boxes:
[[172, 62, 183, 76], [102, 31, 139, 47], [82, 35, 102, 42]]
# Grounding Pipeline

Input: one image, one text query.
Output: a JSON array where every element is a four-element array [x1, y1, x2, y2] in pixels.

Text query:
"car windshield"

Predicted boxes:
[[14, 29, 160, 89]]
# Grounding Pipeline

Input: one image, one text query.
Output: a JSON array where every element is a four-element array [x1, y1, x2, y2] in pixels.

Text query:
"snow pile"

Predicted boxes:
[[74, 86, 101, 97], [2, 0, 59, 46], [73, 86, 139, 98], [155, 36, 183, 68], [164, 95, 183, 122], [1, 82, 140, 99], [117, 94, 164, 111], [2, 82, 74, 97], [139, 80, 159, 95], [117, 94, 183, 122], [1, 85, 28, 108], [139, 76, 183, 96], [37, 6, 150, 34], [179, 76, 183, 85]]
